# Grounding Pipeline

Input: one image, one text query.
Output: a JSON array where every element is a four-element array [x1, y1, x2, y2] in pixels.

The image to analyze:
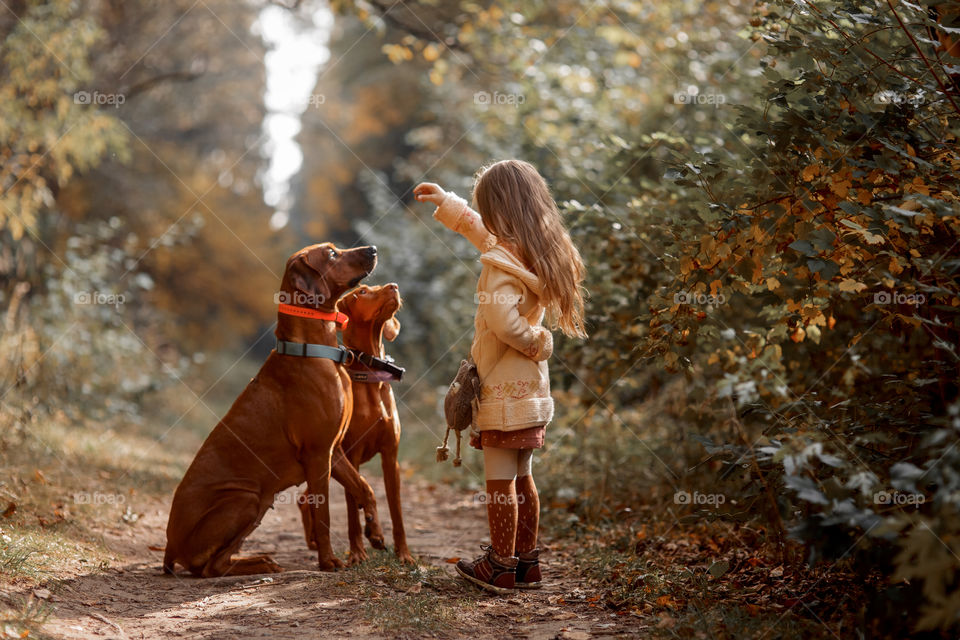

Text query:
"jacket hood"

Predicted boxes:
[[480, 245, 543, 297]]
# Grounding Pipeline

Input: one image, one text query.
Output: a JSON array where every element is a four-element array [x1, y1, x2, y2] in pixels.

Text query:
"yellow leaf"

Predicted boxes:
[[766, 277, 781, 291], [831, 177, 852, 198], [838, 278, 867, 293], [700, 234, 716, 257], [801, 164, 818, 182], [422, 43, 440, 62]]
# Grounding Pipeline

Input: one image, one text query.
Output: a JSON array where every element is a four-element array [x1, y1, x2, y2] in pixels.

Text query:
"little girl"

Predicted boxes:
[[414, 159, 586, 593]]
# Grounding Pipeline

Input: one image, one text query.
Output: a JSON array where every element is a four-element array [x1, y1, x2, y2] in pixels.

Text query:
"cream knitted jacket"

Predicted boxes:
[[434, 192, 555, 432]]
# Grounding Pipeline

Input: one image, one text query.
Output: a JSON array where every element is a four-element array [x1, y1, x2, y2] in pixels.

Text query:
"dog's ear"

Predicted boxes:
[[290, 258, 333, 309], [335, 294, 353, 316], [382, 316, 401, 342]]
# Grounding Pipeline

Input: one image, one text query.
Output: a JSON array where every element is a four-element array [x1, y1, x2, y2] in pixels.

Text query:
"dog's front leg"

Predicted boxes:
[[381, 445, 414, 565], [332, 446, 385, 552], [303, 449, 344, 571]]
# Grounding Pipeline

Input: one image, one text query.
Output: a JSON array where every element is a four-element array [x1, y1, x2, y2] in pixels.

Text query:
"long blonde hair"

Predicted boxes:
[[473, 159, 587, 338]]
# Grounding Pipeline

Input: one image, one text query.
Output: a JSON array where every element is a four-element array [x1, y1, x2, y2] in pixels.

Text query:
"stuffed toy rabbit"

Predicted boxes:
[[437, 358, 480, 466]]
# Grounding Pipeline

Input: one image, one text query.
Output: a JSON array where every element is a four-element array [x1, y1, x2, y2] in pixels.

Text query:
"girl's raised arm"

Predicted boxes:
[[414, 182, 496, 253]]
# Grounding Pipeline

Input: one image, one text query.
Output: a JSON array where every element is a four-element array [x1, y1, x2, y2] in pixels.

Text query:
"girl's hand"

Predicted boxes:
[[413, 182, 447, 207]]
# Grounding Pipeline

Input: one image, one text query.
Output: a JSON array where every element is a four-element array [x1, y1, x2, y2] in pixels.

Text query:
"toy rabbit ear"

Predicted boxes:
[[383, 317, 401, 342], [471, 374, 481, 396]]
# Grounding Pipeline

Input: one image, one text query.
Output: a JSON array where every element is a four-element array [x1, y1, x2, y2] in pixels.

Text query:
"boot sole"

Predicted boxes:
[[515, 581, 542, 589], [455, 565, 516, 595]]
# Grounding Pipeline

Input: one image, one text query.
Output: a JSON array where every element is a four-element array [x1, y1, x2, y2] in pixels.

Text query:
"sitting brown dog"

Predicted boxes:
[[300, 283, 414, 564], [163, 243, 383, 576]]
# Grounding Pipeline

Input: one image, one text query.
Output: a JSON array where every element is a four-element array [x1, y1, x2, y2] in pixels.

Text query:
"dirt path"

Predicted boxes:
[[21, 477, 641, 639]]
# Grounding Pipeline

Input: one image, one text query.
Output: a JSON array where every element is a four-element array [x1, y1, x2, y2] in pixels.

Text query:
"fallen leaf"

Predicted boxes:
[[2, 502, 15, 518], [708, 560, 730, 578], [445, 557, 460, 564], [656, 594, 675, 608]]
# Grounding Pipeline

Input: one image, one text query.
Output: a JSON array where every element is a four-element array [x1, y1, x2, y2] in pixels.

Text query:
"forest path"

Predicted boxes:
[[29, 476, 642, 639]]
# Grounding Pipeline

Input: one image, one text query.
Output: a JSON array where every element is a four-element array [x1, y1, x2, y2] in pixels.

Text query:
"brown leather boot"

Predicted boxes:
[[515, 548, 542, 589], [455, 546, 518, 594]]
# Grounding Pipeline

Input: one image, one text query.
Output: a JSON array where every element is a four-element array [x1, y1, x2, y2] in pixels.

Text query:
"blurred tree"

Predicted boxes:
[[75, 0, 288, 347], [1, 0, 295, 428]]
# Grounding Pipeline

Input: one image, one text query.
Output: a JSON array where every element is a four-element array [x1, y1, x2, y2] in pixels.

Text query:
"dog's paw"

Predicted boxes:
[[364, 519, 387, 550], [263, 558, 284, 573], [397, 550, 416, 566], [348, 547, 368, 566], [317, 555, 346, 571]]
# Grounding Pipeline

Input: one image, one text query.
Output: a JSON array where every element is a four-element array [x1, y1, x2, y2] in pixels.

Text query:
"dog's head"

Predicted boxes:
[[338, 283, 402, 343], [279, 243, 377, 311]]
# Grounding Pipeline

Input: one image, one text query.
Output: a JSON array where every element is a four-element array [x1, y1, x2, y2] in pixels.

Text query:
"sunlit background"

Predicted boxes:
[[2, 1, 959, 637]]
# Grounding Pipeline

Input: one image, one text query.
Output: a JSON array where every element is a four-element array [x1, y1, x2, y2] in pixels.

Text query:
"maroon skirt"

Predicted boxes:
[[473, 425, 546, 450]]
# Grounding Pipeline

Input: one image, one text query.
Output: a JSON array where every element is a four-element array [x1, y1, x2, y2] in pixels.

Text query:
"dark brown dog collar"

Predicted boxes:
[[345, 349, 404, 383]]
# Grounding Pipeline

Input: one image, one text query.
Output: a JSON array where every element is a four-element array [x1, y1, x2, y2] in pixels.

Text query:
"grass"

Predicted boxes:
[[323, 551, 473, 635], [0, 542, 36, 577], [0, 371, 216, 586], [0, 593, 54, 640]]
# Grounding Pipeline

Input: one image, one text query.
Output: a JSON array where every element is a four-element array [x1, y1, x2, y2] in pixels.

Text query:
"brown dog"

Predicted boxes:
[[300, 283, 414, 564], [163, 243, 383, 576]]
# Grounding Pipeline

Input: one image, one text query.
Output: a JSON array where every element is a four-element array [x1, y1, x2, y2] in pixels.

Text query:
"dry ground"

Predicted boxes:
[[2, 470, 643, 639]]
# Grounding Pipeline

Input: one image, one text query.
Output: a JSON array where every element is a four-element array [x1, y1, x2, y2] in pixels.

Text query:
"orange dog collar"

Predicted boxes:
[[278, 303, 348, 327]]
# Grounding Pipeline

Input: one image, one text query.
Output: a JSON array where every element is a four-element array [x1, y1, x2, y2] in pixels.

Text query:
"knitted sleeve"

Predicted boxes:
[[481, 268, 553, 362], [433, 192, 497, 253]]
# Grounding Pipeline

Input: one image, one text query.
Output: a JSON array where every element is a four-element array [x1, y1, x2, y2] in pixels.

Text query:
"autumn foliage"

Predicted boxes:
[[350, 0, 960, 634]]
